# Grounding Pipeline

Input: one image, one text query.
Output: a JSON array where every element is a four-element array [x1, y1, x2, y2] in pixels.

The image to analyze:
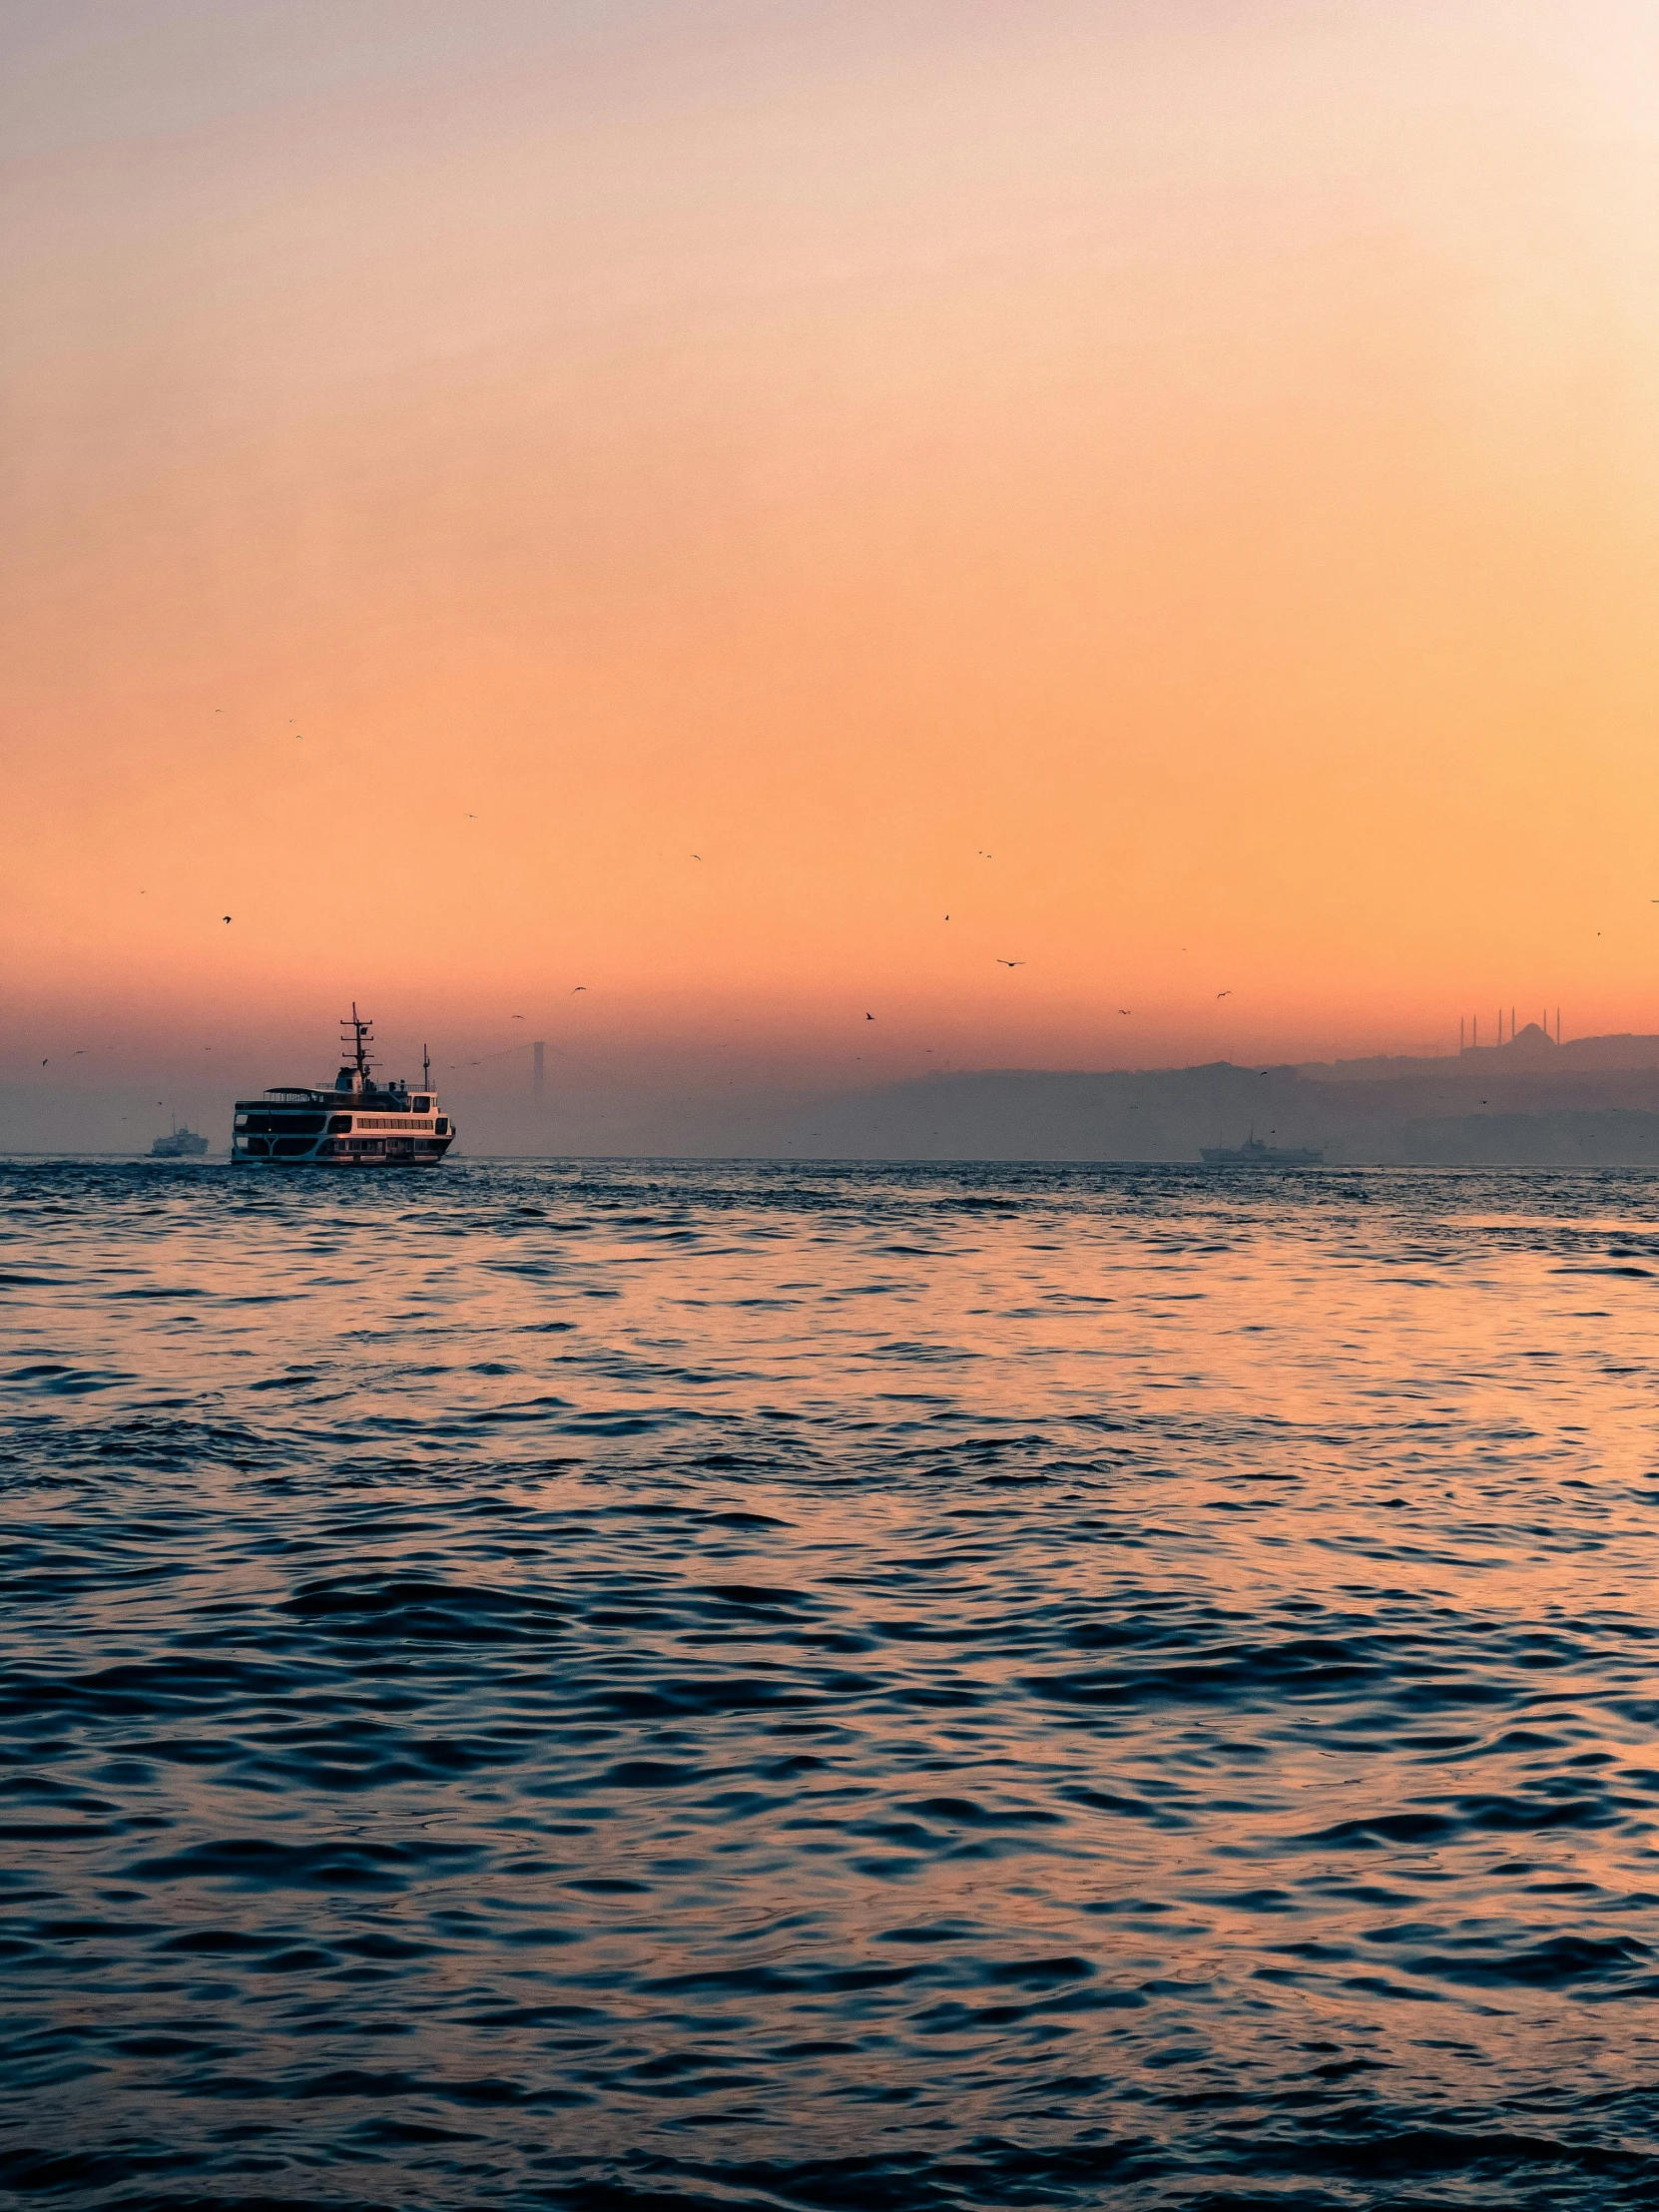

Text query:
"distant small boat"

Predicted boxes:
[[1201, 1133, 1324, 1168], [151, 1121, 210, 1158]]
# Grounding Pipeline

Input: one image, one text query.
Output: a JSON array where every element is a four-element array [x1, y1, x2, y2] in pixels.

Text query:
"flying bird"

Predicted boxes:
[[40, 1058, 47, 1065], [1118, 1008, 1132, 1015], [223, 915, 232, 923], [691, 852, 703, 860], [996, 958, 1025, 967], [865, 1012, 874, 1021], [572, 985, 587, 992], [1216, 988, 1231, 998], [512, 1014, 524, 1020]]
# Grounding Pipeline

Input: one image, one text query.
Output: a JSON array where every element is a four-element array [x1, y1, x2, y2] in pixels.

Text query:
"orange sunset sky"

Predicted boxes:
[[6, 0, 1659, 1134]]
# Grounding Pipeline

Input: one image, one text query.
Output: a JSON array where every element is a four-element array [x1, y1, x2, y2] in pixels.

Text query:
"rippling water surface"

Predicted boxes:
[[6, 1159, 1659, 2209]]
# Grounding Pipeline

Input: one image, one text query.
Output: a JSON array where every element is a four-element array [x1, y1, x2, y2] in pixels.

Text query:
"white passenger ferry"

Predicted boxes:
[[232, 1008, 457, 1167]]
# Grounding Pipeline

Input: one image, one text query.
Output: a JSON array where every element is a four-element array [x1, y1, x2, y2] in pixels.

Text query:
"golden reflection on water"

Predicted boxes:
[[6, 1160, 1659, 2199]]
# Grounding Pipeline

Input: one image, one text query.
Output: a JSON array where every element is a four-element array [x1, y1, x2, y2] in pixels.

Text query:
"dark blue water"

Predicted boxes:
[[6, 1158, 1659, 2209]]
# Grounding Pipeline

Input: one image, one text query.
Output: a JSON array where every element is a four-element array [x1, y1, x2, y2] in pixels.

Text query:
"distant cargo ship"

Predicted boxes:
[[151, 1120, 210, 1159], [1201, 1133, 1324, 1168], [232, 1007, 457, 1168]]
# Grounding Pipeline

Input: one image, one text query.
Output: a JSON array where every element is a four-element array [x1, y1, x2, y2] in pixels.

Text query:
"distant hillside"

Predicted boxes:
[[1383, 1111, 1659, 1166], [439, 1032, 1659, 1161], [755, 1033, 1659, 1165]]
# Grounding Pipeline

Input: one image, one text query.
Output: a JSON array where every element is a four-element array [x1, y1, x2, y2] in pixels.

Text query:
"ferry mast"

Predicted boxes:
[[341, 1003, 374, 1091]]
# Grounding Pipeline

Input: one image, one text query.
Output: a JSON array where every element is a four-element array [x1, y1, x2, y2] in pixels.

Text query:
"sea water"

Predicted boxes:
[[4, 1158, 1659, 2208]]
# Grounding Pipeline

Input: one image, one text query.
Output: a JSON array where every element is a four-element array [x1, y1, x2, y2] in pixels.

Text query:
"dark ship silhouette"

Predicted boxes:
[[151, 1119, 209, 1158], [1200, 1132, 1323, 1168]]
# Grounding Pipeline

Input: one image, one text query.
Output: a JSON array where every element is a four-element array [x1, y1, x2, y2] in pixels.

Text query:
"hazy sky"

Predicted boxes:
[[7, 0, 1659, 1118]]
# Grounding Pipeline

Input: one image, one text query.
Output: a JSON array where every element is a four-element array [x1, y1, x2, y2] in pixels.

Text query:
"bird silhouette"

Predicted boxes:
[[572, 985, 587, 992], [511, 1014, 524, 1020], [691, 852, 703, 860], [865, 1012, 874, 1021], [1216, 988, 1231, 998], [997, 959, 1025, 967], [1118, 1008, 1132, 1015], [223, 915, 232, 923], [40, 1058, 47, 1065]]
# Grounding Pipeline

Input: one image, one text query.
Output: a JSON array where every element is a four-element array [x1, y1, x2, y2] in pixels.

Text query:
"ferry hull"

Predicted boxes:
[[233, 1149, 455, 1167], [1200, 1146, 1323, 1168]]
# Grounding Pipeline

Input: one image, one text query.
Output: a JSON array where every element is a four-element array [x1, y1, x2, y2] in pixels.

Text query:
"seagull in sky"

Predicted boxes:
[[512, 1014, 524, 1020], [572, 985, 587, 992], [1118, 1008, 1132, 1015], [223, 915, 232, 923], [691, 852, 703, 860], [996, 958, 1025, 967], [1216, 988, 1231, 998], [865, 1012, 874, 1021]]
